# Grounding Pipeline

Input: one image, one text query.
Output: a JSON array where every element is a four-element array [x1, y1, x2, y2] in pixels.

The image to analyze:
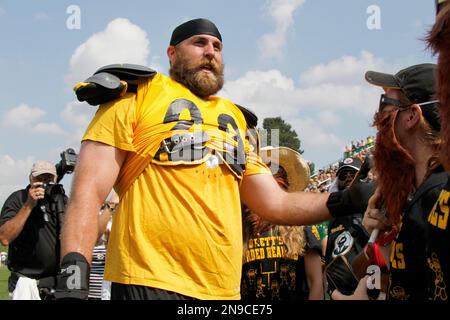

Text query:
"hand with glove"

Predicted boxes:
[[327, 154, 376, 217], [53, 252, 90, 300]]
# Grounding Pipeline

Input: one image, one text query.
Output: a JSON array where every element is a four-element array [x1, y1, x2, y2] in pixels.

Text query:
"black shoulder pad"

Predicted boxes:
[[85, 72, 121, 89], [236, 104, 258, 128], [94, 64, 156, 80], [75, 72, 125, 106], [75, 64, 157, 106]]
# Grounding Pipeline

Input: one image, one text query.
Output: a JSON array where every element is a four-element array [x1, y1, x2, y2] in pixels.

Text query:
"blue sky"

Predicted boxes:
[[0, 0, 437, 204]]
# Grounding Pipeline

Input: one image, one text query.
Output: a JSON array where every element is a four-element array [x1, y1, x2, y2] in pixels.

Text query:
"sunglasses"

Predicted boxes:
[[378, 94, 439, 112], [378, 94, 410, 112], [338, 170, 357, 181]]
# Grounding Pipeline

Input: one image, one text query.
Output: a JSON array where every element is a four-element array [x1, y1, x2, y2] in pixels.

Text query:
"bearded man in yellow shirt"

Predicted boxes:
[[56, 18, 367, 300]]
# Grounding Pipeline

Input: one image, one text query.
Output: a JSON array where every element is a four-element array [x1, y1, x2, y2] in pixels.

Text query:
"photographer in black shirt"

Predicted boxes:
[[0, 160, 68, 299]]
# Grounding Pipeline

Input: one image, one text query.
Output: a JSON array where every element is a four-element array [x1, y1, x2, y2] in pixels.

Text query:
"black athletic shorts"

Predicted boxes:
[[110, 283, 197, 300]]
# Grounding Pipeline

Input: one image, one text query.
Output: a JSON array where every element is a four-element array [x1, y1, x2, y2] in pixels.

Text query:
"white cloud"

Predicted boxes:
[[149, 55, 165, 75], [222, 70, 379, 118], [222, 69, 295, 105], [33, 123, 65, 135], [60, 101, 97, 147], [259, 0, 305, 59], [0, 7, 5, 16], [299, 51, 386, 86], [290, 116, 343, 153], [61, 101, 96, 129], [317, 110, 340, 126], [0, 155, 35, 206], [1, 103, 66, 135], [221, 51, 388, 167], [66, 18, 150, 86], [2, 103, 45, 126]]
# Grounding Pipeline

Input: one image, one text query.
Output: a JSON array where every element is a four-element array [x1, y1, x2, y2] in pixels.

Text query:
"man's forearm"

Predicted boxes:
[[60, 140, 125, 262], [283, 191, 331, 225], [61, 197, 101, 263], [0, 202, 33, 246], [240, 174, 333, 226]]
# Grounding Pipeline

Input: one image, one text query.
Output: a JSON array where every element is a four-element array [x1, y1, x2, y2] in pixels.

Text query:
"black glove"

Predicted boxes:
[[53, 252, 90, 300], [327, 155, 376, 217]]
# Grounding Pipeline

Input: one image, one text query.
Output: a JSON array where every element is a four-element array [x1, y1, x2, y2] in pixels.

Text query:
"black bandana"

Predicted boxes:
[[169, 18, 222, 46]]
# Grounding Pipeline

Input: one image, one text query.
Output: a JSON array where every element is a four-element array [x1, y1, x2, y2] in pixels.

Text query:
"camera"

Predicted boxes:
[[55, 148, 78, 183], [42, 182, 66, 198], [40, 182, 67, 216], [38, 148, 77, 217]]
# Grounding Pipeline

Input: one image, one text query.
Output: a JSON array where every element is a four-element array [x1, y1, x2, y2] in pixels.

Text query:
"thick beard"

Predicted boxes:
[[169, 53, 224, 99], [373, 110, 416, 226], [428, 4, 450, 170]]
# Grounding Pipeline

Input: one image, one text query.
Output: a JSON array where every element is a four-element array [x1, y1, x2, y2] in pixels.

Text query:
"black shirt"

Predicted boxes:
[[0, 186, 65, 279], [388, 168, 448, 300], [325, 214, 369, 295], [425, 174, 450, 301], [241, 225, 322, 301]]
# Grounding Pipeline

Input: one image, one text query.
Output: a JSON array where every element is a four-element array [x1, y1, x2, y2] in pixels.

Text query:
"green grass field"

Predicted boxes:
[[0, 265, 10, 300], [0, 244, 9, 300]]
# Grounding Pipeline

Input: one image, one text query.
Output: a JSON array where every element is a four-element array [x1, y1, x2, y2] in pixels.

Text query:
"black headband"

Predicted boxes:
[[170, 18, 222, 46]]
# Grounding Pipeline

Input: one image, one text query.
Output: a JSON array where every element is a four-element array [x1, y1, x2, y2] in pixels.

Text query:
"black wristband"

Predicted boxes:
[[61, 252, 89, 266], [326, 190, 352, 218], [54, 252, 90, 300]]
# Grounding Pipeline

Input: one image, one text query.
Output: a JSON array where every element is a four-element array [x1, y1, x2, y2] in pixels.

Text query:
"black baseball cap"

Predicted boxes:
[[336, 157, 362, 176], [365, 63, 440, 131], [170, 18, 222, 46]]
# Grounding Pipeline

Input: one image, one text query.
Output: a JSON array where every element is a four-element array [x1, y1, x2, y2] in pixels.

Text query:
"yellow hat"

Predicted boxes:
[[260, 146, 310, 192]]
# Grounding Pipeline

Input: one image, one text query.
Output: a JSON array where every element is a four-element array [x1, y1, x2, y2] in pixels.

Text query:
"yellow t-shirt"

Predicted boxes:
[[83, 73, 270, 299]]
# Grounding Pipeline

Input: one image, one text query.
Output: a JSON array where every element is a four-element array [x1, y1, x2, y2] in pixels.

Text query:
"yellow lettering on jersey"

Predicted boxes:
[[260, 238, 265, 247], [278, 236, 284, 246], [250, 249, 255, 261], [390, 242, 405, 270], [271, 247, 277, 258], [428, 190, 449, 230], [276, 246, 282, 258], [255, 248, 261, 260], [266, 247, 272, 259], [245, 234, 291, 262], [331, 225, 345, 234]]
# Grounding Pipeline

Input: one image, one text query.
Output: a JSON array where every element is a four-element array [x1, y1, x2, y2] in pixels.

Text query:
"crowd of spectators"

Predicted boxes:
[[343, 136, 375, 159]]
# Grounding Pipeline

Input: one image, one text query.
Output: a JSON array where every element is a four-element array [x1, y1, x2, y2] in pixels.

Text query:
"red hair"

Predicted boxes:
[[428, 3, 450, 170]]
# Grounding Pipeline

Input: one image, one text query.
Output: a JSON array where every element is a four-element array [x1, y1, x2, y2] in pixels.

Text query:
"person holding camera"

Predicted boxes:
[[0, 161, 67, 299]]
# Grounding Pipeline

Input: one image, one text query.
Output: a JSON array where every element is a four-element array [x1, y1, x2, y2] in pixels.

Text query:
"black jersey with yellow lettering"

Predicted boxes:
[[241, 225, 321, 301], [425, 174, 450, 300], [388, 168, 447, 300]]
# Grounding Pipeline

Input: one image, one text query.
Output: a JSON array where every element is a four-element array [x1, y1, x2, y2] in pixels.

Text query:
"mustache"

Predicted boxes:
[[194, 59, 222, 75]]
